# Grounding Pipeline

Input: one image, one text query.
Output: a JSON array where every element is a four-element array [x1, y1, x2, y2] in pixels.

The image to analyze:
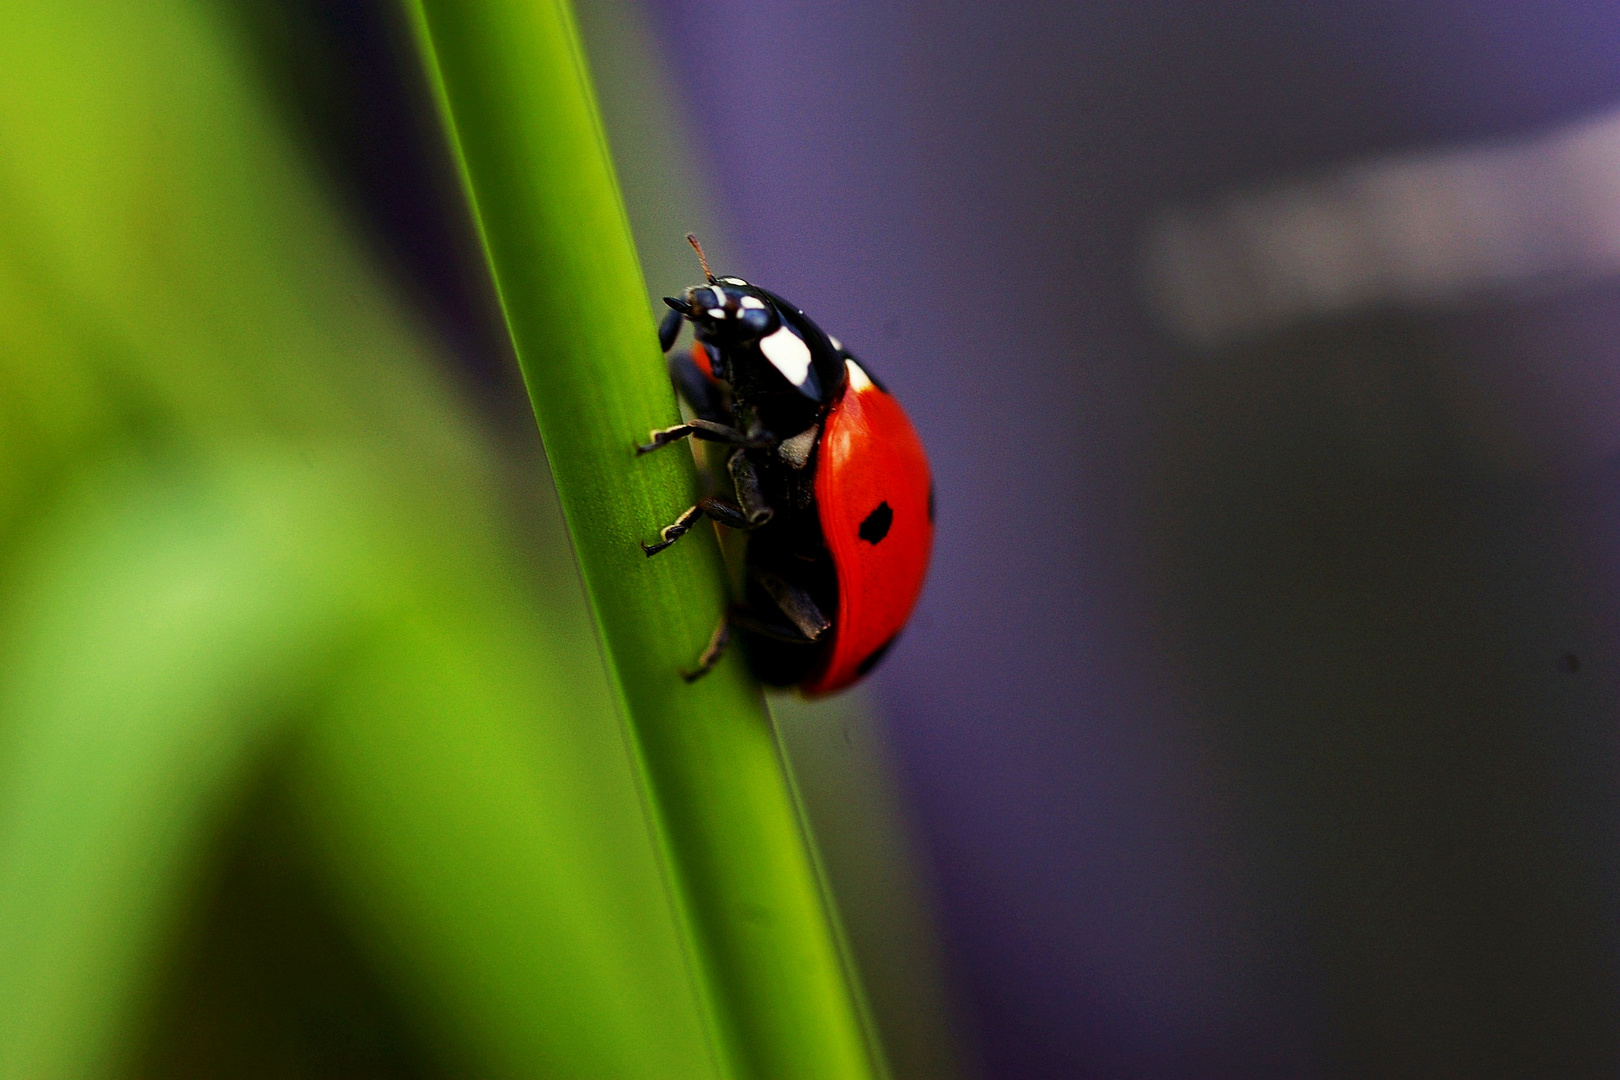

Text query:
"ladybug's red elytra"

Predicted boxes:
[[637, 235, 933, 694]]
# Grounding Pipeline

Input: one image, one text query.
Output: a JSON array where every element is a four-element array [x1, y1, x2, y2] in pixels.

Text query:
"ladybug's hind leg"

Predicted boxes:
[[749, 568, 830, 642], [681, 617, 731, 682], [680, 601, 820, 683], [727, 609, 814, 642]]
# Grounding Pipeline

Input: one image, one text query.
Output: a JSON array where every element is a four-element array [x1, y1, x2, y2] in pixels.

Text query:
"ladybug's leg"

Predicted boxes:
[[727, 451, 774, 527], [642, 504, 703, 555], [681, 601, 818, 682], [658, 306, 685, 352], [642, 495, 762, 556], [727, 607, 817, 643], [669, 345, 727, 422], [636, 418, 775, 456], [681, 617, 731, 682], [750, 568, 830, 642]]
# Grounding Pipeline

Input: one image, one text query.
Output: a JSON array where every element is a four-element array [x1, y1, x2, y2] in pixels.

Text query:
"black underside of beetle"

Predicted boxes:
[[735, 458, 839, 686]]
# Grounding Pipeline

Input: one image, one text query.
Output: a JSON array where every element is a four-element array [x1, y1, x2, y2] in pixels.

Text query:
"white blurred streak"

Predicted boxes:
[[1142, 108, 1620, 346]]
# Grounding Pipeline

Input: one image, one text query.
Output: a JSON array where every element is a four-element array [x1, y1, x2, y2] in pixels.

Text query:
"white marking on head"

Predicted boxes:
[[719, 276, 749, 286], [707, 308, 727, 319], [829, 335, 843, 351], [740, 295, 766, 310], [845, 358, 874, 391], [760, 325, 813, 386]]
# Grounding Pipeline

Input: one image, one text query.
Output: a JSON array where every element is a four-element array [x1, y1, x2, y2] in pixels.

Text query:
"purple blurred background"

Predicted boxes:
[[637, 3, 1620, 1076]]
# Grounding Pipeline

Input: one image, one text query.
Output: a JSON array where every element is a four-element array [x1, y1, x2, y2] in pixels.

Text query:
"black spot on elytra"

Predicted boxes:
[[856, 635, 898, 677], [858, 501, 893, 544], [1558, 651, 1580, 674], [927, 482, 935, 524]]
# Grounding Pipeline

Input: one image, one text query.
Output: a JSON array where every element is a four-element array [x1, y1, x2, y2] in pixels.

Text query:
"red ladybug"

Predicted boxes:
[[637, 236, 933, 694]]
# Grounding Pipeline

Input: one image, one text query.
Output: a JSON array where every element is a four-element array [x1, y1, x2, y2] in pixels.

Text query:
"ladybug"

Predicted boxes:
[[637, 235, 933, 695]]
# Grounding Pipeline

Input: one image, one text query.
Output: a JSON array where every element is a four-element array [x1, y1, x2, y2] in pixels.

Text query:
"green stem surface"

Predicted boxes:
[[403, 3, 879, 1078]]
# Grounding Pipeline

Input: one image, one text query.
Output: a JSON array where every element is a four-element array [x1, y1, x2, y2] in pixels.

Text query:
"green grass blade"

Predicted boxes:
[[403, 3, 879, 1077]]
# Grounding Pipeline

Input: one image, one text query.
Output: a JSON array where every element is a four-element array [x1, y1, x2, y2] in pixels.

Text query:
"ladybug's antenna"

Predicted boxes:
[[686, 232, 715, 283]]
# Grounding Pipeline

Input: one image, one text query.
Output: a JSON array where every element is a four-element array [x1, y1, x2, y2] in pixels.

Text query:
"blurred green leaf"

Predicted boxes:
[[0, 0, 718, 1075]]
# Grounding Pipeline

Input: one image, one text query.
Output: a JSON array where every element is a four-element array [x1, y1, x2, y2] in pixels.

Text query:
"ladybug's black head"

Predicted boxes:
[[666, 281, 826, 402], [661, 237, 837, 406], [668, 277, 778, 347]]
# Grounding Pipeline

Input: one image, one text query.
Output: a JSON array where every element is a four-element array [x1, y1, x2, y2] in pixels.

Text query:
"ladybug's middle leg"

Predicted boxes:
[[642, 494, 766, 556], [642, 453, 775, 556], [726, 450, 773, 528]]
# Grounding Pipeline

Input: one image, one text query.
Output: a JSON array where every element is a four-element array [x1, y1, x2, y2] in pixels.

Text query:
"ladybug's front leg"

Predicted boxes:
[[668, 342, 728, 423], [635, 418, 774, 456], [658, 305, 685, 352]]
